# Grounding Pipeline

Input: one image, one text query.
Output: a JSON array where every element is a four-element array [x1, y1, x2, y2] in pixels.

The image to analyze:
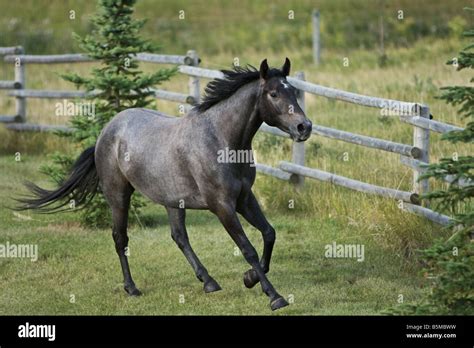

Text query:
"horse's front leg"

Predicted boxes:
[[213, 202, 288, 311], [166, 207, 221, 293], [236, 191, 275, 289]]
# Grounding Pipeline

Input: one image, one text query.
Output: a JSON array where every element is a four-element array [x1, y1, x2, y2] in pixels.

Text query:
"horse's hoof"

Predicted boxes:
[[270, 296, 289, 311], [124, 285, 142, 296], [243, 269, 259, 288], [204, 278, 222, 293]]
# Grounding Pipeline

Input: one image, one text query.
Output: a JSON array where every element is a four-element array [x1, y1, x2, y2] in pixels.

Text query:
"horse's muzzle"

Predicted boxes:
[[295, 119, 312, 142]]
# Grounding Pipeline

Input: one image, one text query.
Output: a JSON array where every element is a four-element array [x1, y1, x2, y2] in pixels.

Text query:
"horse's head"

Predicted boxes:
[[257, 58, 312, 142]]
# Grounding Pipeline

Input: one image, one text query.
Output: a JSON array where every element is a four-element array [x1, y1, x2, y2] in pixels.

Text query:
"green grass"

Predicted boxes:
[[0, 156, 429, 315]]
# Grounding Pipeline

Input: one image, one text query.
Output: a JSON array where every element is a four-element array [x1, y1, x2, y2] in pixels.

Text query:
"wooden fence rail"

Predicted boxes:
[[291, 71, 306, 186], [286, 76, 420, 115], [312, 10, 321, 65], [4, 54, 93, 64], [0, 115, 19, 123], [7, 88, 196, 104], [8, 89, 90, 99], [279, 161, 420, 204], [0, 46, 466, 226], [0, 80, 21, 89], [6, 123, 71, 133], [400, 155, 471, 188], [255, 163, 292, 181], [400, 115, 463, 134], [402, 203, 452, 226], [312, 124, 422, 158], [178, 65, 224, 79], [3, 52, 194, 65], [0, 46, 23, 55]]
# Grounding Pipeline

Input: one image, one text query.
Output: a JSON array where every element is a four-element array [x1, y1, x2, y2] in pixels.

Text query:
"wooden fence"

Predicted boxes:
[[0, 46, 466, 226]]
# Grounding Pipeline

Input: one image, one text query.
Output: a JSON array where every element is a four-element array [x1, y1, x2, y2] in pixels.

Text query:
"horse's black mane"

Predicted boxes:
[[195, 65, 285, 112]]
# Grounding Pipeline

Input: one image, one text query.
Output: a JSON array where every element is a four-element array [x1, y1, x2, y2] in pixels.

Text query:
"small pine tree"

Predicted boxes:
[[42, 0, 176, 227], [385, 8, 474, 315]]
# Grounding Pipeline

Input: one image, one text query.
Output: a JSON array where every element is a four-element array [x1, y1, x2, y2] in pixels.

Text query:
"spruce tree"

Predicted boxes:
[[386, 8, 473, 315], [42, 0, 176, 227]]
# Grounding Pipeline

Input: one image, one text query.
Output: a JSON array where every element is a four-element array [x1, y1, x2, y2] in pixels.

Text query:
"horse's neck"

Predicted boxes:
[[206, 81, 262, 149]]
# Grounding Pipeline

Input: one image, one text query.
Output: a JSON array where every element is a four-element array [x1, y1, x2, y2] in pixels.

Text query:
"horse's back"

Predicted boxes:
[[97, 107, 177, 146], [105, 107, 176, 132], [95, 107, 203, 206]]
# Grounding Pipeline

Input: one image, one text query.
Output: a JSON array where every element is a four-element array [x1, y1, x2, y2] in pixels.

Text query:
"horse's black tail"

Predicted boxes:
[[15, 146, 99, 213]]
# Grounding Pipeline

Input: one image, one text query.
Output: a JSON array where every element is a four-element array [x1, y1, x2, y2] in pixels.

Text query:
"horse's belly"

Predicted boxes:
[[141, 184, 209, 210], [147, 174, 207, 209], [124, 160, 209, 209]]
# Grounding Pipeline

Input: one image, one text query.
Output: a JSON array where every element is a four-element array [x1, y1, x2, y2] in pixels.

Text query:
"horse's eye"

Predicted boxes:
[[270, 92, 277, 98]]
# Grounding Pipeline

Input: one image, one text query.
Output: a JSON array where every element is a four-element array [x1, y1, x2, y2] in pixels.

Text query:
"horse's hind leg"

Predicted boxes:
[[103, 178, 141, 296], [166, 207, 221, 293]]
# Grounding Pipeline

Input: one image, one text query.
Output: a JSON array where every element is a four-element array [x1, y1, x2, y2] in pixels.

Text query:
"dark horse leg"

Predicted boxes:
[[237, 191, 275, 289], [213, 203, 288, 310], [103, 178, 141, 296], [166, 207, 221, 293]]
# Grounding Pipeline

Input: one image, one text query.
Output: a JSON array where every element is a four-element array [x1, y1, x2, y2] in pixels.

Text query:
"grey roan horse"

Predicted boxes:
[[17, 58, 312, 310]]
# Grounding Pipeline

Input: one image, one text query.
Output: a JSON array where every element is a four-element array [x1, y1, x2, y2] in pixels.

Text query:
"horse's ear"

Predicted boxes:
[[259, 59, 269, 80], [282, 57, 291, 76]]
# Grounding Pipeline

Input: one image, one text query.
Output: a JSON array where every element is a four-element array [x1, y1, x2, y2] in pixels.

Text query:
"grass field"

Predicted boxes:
[[0, 1, 472, 315], [1, 156, 430, 315], [0, 0, 470, 54]]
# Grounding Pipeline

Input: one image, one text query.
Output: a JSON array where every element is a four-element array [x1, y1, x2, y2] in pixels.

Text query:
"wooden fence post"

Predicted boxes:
[[187, 50, 200, 106], [312, 10, 321, 65], [291, 71, 306, 187], [413, 105, 430, 199], [14, 46, 26, 123]]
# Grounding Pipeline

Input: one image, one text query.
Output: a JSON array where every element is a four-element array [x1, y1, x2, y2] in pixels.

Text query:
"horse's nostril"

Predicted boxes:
[[297, 123, 305, 134]]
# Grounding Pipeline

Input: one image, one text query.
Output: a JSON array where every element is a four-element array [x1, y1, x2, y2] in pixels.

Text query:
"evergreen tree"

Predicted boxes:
[[42, 0, 176, 227], [386, 8, 473, 315]]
